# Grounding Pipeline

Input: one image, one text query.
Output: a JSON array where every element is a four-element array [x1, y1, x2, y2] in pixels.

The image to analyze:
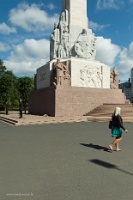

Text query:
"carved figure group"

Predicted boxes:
[[110, 67, 119, 89], [50, 9, 96, 60], [73, 29, 90, 59], [80, 66, 103, 88], [50, 9, 69, 60]]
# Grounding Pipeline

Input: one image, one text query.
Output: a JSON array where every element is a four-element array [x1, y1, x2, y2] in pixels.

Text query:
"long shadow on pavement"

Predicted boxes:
[[90, 159, 133, 176], [80, 143, 111, 153]]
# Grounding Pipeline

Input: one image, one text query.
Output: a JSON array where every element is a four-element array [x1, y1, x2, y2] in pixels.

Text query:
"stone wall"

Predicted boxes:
[[29, 86, 125, 117], [29, 87, 55, 116]]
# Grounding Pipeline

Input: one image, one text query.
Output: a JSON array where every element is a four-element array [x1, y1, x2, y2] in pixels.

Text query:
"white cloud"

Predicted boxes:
[[0, 42, 10, 52], [4, 59, 47, 77], [9, 38, 49, 62], [118, 42, 133, 74], [95, 37, 133, 82], [96, 36, 121, 66], [89, 21, 110, 31], [4, 38, 50, 76], [9, 3, 59, 32], [96, 0, 124, 10], [0, 22, 16, 34]]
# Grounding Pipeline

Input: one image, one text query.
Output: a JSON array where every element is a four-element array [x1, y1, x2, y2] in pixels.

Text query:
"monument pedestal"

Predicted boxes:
[[29, 87, 125, 117]]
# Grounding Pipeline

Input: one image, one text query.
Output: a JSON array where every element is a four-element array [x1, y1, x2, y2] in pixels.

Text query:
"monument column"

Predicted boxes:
[[62, 0, 88, 29], [29, 0, 117, 117]]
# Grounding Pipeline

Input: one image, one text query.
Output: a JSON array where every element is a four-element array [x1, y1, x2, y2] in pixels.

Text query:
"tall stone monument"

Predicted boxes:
[[29, 0, 125, 116], [37, 0, 111, 89]]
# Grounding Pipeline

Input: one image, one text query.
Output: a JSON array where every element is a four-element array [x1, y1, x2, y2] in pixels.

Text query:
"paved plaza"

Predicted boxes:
[[0, 121, 133, 200]]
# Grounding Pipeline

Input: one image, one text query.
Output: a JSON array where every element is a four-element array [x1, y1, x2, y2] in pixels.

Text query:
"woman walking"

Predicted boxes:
[[109, 107, 128, 152]]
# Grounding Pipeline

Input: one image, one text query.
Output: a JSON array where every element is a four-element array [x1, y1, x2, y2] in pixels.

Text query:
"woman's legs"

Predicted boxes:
[[115, 140, 122, 151], [109, 137, 122, 151]]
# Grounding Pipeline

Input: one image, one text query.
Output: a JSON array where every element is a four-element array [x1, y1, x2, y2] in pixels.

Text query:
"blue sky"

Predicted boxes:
[[0, 0, 133, 82]]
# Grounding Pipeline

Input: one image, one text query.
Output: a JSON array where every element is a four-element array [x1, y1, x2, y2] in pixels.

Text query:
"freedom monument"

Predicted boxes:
[[29, 0, 125, 116]]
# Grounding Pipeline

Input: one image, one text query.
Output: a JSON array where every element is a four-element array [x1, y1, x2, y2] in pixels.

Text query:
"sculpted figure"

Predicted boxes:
[[87, 68, 97, 87], [110, 67, 119, 89], [61, 29, 69, 57], [74, 42, 84, 58], [63, 61, 70, 81], [53, 59, 68, 85], [78, 29, 89, 55], [50, 9, 70, 59], [113, 67, 119, 84], [59, 9, 69, 58], [97, 71, 103, 87], [57, 43, 64, 58], [50, 23, 60, 59], [73, 29, 90, 59], [80, 69, 88, 86], [59, 9, 69, 41]]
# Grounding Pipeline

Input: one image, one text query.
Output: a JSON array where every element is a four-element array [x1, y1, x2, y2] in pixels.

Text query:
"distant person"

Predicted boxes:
[[5, 101, 9, 115], [108, 107, 128, 152], [19, 99, 23, 118]]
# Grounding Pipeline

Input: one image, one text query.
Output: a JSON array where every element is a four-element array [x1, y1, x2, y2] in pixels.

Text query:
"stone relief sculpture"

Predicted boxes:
[[97, 71, 103, 87], [71, 29, 96, 60], [50, 9, 70, 60], [90, 35, 96, 59], [50, 9, 96, 60], [110, 67, 119, 89], [52, 59, 70, 86], [73, 42, 84, 58], [59, 9, 69, 38], [80, 66, 103, 88], [74, 29, 90, 59]]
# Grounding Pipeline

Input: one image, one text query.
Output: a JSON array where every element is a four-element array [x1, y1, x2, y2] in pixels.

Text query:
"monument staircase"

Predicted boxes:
[[85, 102, 133, 122], [1, 101, 133, 125]]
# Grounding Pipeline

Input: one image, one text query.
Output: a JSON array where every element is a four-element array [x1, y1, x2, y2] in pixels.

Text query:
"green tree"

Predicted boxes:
[[0, 70, 17, 112], [0, 59, 34, 113], [17, 77, 34, 114], [0, 60, 19, 112], [0, 59, 6, 77]]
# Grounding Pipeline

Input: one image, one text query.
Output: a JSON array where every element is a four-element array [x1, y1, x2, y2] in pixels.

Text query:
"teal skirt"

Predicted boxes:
[[111, 126, 123, 138]]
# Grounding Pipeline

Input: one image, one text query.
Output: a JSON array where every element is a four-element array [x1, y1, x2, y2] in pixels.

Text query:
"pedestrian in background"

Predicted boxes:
[[109, 107, 128, 152], [19, 98, 23, 118]]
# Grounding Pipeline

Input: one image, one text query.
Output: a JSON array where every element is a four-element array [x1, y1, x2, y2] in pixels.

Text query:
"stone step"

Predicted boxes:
[[86, 103, 133, 117], [0, 116, 18, 125]]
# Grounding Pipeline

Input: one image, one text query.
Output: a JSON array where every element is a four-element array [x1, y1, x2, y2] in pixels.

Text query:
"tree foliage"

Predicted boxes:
[[0, 59, 34, 112], [17, 77, 34, 113], [0, 59, 6, 77], [0, 60, 16, 109]]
